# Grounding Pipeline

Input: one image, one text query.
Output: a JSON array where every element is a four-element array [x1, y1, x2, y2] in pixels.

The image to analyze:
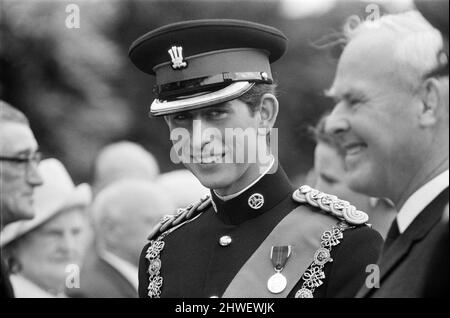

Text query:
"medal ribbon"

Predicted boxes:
[[270, 246, 292, 271]]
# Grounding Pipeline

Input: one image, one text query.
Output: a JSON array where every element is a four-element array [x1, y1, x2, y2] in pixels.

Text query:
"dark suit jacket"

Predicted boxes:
[[357, 188, 449, 298], [67, 250, 137, 298], [0, 258, 14, 298]]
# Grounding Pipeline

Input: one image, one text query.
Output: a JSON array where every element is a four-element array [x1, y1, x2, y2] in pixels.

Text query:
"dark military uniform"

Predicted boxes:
[[138, 166, 382, 298], [129, 19, 383, 298]]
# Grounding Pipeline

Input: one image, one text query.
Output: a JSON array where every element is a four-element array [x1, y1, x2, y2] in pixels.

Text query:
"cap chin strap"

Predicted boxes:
[[150, 81, 254, 117]]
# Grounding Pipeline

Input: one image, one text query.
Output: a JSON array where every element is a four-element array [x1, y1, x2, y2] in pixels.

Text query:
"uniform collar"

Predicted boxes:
[[210, 162, 293, 225]]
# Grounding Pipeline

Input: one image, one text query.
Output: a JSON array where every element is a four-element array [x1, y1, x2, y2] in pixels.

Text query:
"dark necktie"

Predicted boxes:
[[1, 257, 14, 298], [383, 219, 400, 253]]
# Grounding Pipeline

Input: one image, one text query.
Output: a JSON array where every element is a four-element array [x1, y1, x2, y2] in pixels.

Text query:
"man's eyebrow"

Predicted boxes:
[[171, 110, 194, 117], [11, 147, 38, 157], [324, 88, 342, 102], [212, 101, 231, 109], [199, 103, 232, 114], [325, 88, 364, 102], [324, 88, 342, 104], [12, 149, 30, 156]]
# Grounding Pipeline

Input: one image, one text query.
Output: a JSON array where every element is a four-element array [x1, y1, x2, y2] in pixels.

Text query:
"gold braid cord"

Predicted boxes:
[[292, 185, 369, 225], [292, 185, 369, 298], [145, 194, 211, 298], [294, 221, 352, 298]]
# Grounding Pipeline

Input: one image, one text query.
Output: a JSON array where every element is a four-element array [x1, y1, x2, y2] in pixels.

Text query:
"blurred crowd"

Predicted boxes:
[[0, 111, 209, 297]]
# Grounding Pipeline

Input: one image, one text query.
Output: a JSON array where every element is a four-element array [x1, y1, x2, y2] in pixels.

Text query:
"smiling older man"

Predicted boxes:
[[325, 11, 449, 297]]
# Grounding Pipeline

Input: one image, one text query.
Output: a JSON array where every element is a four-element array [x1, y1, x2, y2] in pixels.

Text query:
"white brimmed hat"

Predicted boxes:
[[0, 158, 92, 247]]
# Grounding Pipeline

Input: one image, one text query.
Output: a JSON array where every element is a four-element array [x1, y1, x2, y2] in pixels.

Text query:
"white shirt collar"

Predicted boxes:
[[213, 156, 275, 201], [397, 169, 449, 233], [99, 250, 138, 291]]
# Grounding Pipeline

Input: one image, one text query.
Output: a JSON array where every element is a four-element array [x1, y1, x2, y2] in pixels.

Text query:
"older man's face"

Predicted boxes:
[[325, 31, 425, 200], [0, 122, 43, 225]]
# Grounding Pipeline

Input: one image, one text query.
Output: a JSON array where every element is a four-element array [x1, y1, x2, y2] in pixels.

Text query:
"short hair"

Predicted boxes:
[[342, 11, 445, 89], [93, 141, 160, 194], [91, 179, 174, 238], [238, 83, 278, 115], [0, 100, 29, 125]]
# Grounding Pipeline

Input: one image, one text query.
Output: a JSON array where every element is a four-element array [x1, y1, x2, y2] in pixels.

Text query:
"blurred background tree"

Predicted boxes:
[[0, 0, 410, 184]]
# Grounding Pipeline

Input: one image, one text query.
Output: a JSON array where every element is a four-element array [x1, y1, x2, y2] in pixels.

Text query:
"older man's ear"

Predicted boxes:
[[418, 77, 448, 127]]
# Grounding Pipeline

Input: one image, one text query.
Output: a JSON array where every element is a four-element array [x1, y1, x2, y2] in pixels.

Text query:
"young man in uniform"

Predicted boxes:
[[129, 19, 382, 298]]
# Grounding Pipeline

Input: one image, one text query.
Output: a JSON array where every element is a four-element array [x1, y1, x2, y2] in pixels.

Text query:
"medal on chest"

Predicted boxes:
[[267, 245, 292, 294]]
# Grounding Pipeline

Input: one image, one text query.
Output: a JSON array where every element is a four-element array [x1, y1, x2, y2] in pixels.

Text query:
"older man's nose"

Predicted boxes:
[[27, 163, 43, 187], [325, 107, 350, 136]]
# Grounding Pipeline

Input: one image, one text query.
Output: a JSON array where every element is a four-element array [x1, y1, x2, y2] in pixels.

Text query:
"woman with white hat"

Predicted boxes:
[[1, 158, 92, 297]]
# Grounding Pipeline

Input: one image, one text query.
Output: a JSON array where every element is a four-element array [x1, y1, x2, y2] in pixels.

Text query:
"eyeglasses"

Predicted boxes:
[[0, 152, 42, 165]]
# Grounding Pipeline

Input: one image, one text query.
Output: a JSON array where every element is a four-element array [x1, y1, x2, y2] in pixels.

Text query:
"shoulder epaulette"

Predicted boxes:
[[291, 185, 369, 298], [292, 185, 369, 226], [146, 194, 212, 240]]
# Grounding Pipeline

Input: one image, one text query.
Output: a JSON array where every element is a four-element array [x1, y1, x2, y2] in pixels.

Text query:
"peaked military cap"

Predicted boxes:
[[129, 19, 288, 116]]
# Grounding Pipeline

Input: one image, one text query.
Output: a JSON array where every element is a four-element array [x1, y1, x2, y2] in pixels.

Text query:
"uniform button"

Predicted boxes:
[[219, 235, 232, 246]]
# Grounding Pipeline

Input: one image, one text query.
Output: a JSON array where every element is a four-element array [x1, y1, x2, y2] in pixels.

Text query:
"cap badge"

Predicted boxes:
[[168, 46, 187, 70], [248, 193, 264, 210]]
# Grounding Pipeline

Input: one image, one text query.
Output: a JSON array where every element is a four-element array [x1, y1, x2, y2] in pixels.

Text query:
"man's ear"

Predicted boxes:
[[418, 77, 443, 127], [258, 93, 279, 134]]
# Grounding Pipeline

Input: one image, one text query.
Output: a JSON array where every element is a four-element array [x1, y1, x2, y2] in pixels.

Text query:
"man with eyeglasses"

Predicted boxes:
[[0, 100, 43, 298]]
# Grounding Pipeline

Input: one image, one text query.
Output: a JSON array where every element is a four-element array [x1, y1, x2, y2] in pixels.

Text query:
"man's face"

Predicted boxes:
[[325, 31, 424, 199], [165, 100, 263, 194], [0, 122, 43, 225], [14, 208, 87, 293]]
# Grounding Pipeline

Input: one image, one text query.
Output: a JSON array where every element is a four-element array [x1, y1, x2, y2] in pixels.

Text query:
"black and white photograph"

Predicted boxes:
[[0, 0, 448, 303]]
